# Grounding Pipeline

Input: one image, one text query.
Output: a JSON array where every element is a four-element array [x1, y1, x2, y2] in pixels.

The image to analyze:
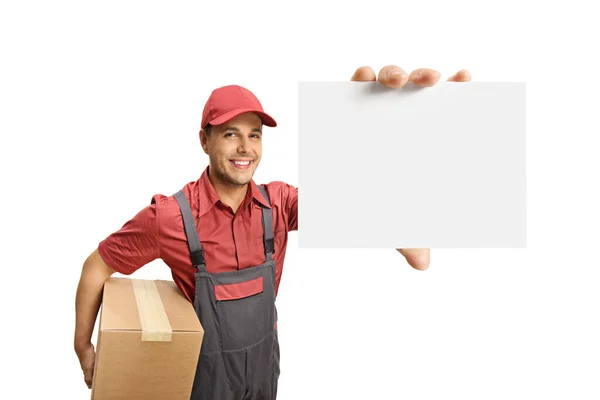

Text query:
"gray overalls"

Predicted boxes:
[[174, 186, 280, 400]]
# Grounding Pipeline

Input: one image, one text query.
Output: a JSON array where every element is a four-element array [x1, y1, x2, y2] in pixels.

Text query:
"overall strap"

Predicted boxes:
[[257, 185, 275, 261], [174, 190, 207, 272]]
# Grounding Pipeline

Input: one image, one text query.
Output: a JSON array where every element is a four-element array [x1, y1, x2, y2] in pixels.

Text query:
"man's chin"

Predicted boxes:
[[230, 178, 251, 186], [217, 163, 255, 183], [226, 173, 254, 186]]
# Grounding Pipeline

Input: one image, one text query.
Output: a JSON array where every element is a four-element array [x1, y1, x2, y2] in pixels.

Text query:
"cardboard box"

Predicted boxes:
[[91, 277, 204, 400]]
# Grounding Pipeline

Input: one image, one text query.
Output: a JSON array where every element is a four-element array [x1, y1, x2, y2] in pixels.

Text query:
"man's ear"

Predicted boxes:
[[199, 129, 209, 155]]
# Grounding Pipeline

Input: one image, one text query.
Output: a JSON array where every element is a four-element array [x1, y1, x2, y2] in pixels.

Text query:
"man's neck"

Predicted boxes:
[[208, 170, 249, 214]]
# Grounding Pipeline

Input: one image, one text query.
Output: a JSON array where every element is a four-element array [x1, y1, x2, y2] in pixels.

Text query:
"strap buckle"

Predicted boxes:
[[191, 249, 205, 267], [264, 238, 275, 255]]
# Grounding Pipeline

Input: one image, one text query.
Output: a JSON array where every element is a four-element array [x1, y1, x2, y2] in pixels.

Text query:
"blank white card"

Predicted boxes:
[[298, 81, 526, 248]]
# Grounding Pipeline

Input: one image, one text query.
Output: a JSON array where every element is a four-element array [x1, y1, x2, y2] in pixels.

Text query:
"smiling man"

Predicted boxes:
[[74, 65, 471, 400]]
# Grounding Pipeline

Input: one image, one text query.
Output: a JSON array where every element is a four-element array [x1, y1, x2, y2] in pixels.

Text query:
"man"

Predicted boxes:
[[74, 65, 471, 399]]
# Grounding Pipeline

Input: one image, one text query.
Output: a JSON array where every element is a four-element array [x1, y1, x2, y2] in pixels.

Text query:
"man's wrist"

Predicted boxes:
[[74, 338, 93, 354]]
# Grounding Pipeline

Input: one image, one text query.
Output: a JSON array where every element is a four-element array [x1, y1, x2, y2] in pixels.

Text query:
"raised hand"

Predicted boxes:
[[350, 65, 472, 270]]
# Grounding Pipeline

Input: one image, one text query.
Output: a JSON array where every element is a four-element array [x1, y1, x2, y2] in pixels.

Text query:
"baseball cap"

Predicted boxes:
[[201, 85, 277, 129]]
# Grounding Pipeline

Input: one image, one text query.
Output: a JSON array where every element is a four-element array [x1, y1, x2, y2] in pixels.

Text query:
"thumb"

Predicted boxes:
[[397, 248, 430, 270], [85, 370, 93, 389]]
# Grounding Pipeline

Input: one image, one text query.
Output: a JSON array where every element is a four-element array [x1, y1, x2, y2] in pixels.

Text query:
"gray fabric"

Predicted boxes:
[[173, 186, 280, 400], [195, 262, 277, 353], [174, 190, 206, 270], [191, 332, 280, 400], [257, 185, 274, 261], [190, 252, 278, 399]]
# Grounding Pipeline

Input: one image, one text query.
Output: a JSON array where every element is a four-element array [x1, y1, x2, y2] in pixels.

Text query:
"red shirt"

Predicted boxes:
[[98, 166, 298, 302]]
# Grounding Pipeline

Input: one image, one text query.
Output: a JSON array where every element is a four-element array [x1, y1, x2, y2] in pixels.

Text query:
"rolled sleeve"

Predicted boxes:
[[98, 198, 161, 275], [284, 184, 298, 232]]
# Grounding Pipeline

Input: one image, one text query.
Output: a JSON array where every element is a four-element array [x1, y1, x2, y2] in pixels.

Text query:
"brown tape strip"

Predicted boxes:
[[132, 279, 173, 342]]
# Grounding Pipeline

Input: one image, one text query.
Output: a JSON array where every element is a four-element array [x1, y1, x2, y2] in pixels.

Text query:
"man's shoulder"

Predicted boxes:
[[262, 180, 297, 191], [259, 180, 297, 206], [148, 180, 200, 216]]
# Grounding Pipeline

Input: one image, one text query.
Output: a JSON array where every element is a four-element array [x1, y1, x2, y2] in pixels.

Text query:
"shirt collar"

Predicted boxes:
[[249, 179, 272, 209], [198, 166, 271, 217], [197, 166, 220, 218]]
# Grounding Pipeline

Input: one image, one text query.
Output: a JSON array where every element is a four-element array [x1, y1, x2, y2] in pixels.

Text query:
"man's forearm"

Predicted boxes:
[[74, 250, 115, 352]]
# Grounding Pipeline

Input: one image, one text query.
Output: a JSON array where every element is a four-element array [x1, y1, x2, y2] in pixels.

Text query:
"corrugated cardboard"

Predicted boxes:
[[91, 277, 204, 400]]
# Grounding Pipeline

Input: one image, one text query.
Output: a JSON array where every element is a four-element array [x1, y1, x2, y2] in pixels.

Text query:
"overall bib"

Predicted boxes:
[[174, 186, 280, 400]]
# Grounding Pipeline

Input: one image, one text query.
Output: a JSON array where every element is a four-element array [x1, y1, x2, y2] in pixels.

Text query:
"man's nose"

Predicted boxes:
[[237, 137, 250, 153]]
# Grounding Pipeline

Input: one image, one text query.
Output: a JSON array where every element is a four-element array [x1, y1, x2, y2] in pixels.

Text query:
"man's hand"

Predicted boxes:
[[350, 65, 472, 271], [75, 342, 96, 389]]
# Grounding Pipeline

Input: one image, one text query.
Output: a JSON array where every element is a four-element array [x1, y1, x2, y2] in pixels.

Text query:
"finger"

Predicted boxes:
[[397, 248, 430, 270], [351, 66, 376, 82], [408, 68, 441, 87], [377, 65, 409, 88], [447, 69, 472, 82], [85, 370, 93, 389]]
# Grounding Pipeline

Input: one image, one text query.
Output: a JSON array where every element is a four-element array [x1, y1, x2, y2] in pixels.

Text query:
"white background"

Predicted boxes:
[[1, 0, 599, 399]]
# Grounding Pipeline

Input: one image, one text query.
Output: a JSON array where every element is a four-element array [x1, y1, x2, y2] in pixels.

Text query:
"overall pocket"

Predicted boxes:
[[214, 276, 273, 349]]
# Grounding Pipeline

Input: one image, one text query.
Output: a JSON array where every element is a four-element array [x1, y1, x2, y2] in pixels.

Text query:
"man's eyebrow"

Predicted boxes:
[[221, 126, 262, 133]]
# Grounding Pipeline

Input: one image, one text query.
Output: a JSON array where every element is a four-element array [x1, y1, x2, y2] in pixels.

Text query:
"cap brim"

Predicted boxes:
[[208, 109, 277, 128]]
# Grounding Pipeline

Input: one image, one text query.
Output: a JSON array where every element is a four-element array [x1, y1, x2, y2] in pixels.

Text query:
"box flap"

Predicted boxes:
[[100, 277, 202, 333]]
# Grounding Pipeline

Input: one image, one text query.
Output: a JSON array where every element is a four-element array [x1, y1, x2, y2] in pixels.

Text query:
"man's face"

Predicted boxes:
[[200, 112, 263, 187]]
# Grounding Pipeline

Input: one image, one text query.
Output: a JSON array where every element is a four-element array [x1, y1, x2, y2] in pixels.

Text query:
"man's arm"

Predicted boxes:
[[74, 199, 161, 388], [74, 248, 117, 388], [285, 184, 298, 232]]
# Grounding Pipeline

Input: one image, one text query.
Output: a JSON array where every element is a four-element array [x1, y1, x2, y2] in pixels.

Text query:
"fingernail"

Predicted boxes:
[[387, 69, 404, 78]]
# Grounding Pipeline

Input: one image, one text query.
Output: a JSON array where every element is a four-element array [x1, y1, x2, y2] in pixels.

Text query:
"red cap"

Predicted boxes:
[[201, 85, 277, 129]]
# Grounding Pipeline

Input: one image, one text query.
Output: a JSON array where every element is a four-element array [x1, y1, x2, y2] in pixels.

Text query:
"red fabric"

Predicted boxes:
[[201, 85, 277, 128], [98, 166, 298, 303], [214, 277, 264, 301]]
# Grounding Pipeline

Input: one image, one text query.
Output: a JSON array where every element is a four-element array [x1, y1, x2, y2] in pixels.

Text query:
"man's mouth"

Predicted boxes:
[[230, 159, 253, 170]]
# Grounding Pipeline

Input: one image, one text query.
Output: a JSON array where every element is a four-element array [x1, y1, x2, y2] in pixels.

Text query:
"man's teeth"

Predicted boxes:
[[233, 161, 250, 165]]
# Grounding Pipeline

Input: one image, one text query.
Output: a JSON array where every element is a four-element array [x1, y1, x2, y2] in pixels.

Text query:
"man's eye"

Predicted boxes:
[[225, 132, 235, 137]]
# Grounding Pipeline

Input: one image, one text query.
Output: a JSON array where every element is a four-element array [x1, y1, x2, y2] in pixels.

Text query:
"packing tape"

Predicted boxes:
[[132, 280, 173, 342]]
